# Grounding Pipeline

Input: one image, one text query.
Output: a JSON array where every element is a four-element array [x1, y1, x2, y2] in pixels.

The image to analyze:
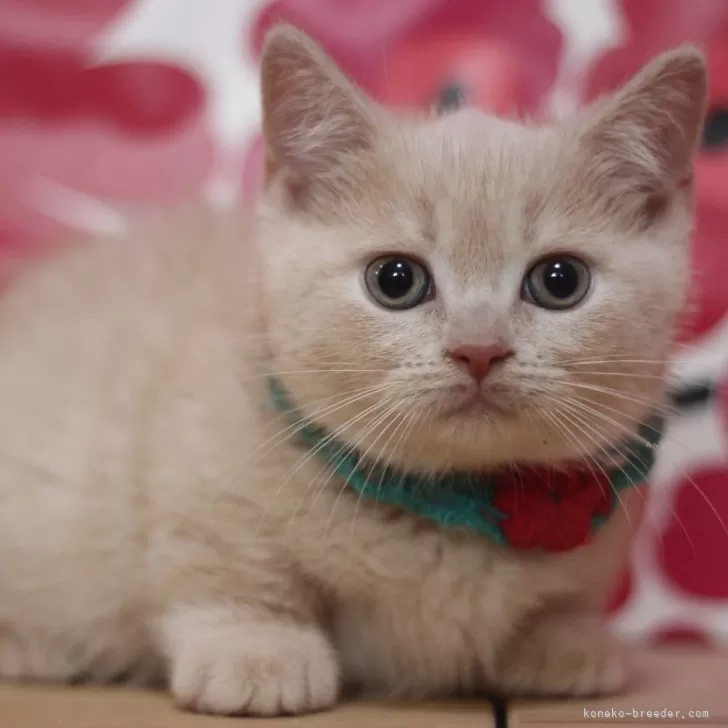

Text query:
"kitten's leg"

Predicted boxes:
[[158, 602, 339, 716], [491, 610, 627, 698]]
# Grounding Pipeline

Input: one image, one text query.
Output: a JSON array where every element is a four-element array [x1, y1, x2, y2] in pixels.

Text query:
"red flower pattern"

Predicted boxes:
[[253, 0, 560, 114], [2, 0, 728, 646], [657, 466, 728, 600], [0, 0, 215, 276], [582, 4, 728, 644]]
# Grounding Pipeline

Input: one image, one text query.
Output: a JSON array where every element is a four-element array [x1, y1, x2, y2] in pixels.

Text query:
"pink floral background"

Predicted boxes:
[[2, 0, 728, 647]]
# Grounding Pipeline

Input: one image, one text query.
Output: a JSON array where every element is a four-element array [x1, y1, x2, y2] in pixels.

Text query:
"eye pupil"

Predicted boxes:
[[378, 260, 414, 299], [542, 261, 578, 299], [365, 255, 432, 310], [523, 255, 590, 310]]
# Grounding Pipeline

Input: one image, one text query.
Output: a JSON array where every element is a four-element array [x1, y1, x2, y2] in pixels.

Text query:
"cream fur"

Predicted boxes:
[[0, 27, 707, 716]]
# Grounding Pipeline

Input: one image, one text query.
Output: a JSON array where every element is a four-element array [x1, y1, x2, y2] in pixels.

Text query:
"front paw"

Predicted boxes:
[[162, 608, 340, 716], [493, 612, 628, 698]]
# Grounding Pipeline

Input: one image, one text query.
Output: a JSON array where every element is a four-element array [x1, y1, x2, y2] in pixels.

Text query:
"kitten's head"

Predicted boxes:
[[255, 26, 707, 473]]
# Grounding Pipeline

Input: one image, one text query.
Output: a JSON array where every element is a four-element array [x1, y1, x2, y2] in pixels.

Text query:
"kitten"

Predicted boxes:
[[0, 25, 706, 716]]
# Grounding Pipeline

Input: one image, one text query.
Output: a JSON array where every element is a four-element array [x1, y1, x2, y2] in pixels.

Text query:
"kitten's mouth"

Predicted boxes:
[[441, 389, 513, 419]]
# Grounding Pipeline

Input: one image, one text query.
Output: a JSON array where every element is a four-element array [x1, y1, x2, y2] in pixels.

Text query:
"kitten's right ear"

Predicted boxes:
[[260, 25, 378, 185]]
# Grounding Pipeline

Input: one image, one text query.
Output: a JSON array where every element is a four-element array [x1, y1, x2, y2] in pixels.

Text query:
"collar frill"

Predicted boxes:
[[268, 378, 663, 553]]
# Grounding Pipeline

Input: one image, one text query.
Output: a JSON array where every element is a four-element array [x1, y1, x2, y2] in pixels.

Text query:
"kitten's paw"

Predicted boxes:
[[494, 613, 628, 698], [163, 609, 340, 716]]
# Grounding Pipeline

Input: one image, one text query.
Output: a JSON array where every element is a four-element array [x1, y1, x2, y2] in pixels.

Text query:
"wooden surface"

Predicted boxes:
[[510, 647, 727, 727], [2, 648, 726, 727], [0, 685, 496, 728]]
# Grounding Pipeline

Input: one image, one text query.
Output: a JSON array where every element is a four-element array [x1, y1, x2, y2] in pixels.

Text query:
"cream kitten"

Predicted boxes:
[[0, 26, 707, 716]]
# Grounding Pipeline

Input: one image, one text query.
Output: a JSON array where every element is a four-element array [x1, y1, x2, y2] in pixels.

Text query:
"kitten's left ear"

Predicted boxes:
[[260, 24, 378, 187], [581, 46, 708, 221]]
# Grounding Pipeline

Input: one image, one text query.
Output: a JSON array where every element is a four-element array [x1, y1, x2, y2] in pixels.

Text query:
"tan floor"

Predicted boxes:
[[0, 686, 496, 728], [1, 648, 725, 728], [511, 647, 727, 727]]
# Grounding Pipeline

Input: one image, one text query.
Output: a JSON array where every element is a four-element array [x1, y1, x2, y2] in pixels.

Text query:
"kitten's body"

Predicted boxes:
[[0, 28, 707, 715], [0, 212, 629, 697]]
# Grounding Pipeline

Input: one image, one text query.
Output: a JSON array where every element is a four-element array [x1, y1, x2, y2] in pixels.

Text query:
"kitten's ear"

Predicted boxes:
[[581, 46, 707, 221], [260, 25, 378, 184]]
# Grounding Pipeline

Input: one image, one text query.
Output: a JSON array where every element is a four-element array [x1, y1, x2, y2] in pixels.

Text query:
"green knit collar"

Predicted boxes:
[[268, 377, 663, 552]]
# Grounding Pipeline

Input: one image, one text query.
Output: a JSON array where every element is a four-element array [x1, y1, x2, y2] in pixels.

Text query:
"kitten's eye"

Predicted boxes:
[[365, 255, 432, 310], [523, 256, 590, 310]]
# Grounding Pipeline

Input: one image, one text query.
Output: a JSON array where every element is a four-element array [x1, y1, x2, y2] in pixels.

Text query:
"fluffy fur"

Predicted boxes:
[[0, 27, 707, 715]]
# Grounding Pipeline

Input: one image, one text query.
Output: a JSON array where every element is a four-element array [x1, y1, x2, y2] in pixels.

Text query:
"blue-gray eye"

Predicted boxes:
[[365, 256, 432, 310], [523, 256, 591, 310]]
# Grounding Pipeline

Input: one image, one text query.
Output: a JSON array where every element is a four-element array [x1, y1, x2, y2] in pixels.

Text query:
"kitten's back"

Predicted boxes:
[[0, 206, 257, 682]]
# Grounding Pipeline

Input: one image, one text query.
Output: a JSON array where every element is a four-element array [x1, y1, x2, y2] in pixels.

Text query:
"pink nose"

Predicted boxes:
[[448, 344, 512, 383]]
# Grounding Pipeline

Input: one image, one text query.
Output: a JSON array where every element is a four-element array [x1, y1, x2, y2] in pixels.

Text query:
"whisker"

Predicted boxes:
[[557, 393, 723, 556], [578, 420, 702, 563], [224, 382, 393, 488], [555, 347, 719, 366], [284, 399, 399, 544], [275, 396, 394, 507], [540, 405, 615, 487], [540, 406, 621, 513], [548, 403, 635, 530], [555, 399, 711, 558], [239, 368, 391, 383], [564, 381, 677, 416], [375, 404, 424, 495], [350, 404, 416, 534], [565, 393, 715, 469], [562, 394, 667, 433], [557, 395, 653, 450], [224, 387, 395, 539], [326, 404, 406, 541], [557, 357, 672, 367], [266, 397, 396, 546], [292, 398, 403, 550], [565, 371, 669, 380], [671, 468, 728, 544]]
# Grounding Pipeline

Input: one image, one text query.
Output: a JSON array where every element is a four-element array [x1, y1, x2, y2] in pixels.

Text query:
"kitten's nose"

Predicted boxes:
[[447, 344, 512, 383]]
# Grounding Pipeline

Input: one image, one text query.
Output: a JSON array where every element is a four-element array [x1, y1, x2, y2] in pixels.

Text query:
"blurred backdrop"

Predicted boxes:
[[1, 0, 728, 647]]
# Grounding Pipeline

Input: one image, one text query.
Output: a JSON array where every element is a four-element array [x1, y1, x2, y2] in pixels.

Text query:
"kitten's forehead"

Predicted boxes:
[[399, 110, 551, 281]]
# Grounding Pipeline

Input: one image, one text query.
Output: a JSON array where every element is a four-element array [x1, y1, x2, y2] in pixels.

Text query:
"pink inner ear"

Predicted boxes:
[[260, 26, 378, 181], [581, 48, 707, 207]]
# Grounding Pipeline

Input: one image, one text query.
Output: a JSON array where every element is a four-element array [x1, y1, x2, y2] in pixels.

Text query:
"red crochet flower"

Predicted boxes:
[[492, 468, 613, 552]]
